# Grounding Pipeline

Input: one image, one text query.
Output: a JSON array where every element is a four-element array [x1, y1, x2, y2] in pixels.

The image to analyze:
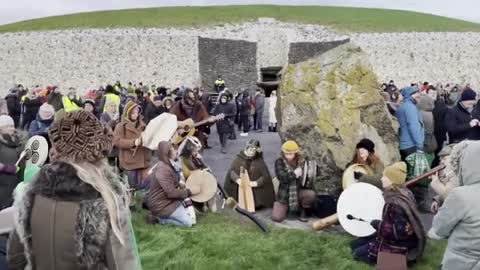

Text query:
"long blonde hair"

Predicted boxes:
[[65, 158, 127, 245]]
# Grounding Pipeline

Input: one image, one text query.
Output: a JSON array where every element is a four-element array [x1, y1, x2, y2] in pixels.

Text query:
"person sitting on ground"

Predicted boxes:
[[428, 140, 480, 270], [212, 92, 236, 153], [351, 162, 425, 266], [28, 103, 55, 138], [347, 138, 384, 189], [113, 101, 151, 192], [445, 88, 477, 144], [144, 95, 167, 125], [7, 110, 139, 270], [271, 140, 316, 223], [147, 141, 193, 227], [225, 139, 275, 210]]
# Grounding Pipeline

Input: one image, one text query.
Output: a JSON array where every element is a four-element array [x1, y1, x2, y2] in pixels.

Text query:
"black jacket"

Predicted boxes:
[[22, 96, 42, 118], [445, 103, 472, 144], [5, 93, 21, 118], [144, 103, 167, 124], [470, 104, 480, 140], [213, 96, 236, 134], [432, 100, 449, 147], [239, 94, 251, 116]]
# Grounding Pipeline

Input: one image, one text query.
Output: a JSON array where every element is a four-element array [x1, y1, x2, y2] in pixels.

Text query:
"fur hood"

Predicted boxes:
[[13, 161, 129, 269]]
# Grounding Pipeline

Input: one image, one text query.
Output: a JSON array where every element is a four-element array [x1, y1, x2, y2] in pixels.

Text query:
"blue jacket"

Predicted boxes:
[[396, 87, 424, 150], [28, 115, 53, 137]]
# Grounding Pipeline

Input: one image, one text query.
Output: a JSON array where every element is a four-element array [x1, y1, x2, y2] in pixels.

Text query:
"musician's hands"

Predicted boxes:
[[250, 181, 258, 187], [470, 119, 480, 128], [236, 179, 242, 185], [134, 137, 142, 147], [179, 180, 186, 189], [370, 219, 381, 230], [294, 168, 303, 178], [431, 201, 439, 214], [353, 171, 364, 180], [208, 116, 216, 123]]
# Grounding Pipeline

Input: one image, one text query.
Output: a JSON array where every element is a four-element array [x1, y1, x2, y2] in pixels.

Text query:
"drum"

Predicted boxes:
[[302, 160, 317, 187], [342, 163, 373, 190], [186, 170, 217, 203], [18, 135, 49, 167], [337, 183, 384, 237]]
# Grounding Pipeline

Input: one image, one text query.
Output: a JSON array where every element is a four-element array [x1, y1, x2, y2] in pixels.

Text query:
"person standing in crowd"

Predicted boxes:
[[0, 115, 21, 211], [135, 89, 148, 116], [197, 88, 212, 114], [28, 103, 55, 138], [428, 140, 480, 270], [170, 88, 213, 148], [82, 99, 96, 117], [102, 84, 121, 112], [147, 141, 193, 227], [224, 140, 275, 209], [21, 88, 43, 130], [417, 95, 438, 164], [271, 140, 315, 223], [46, 86, 63, 111], [8, 110, 139, 270], [445, 88, 477, 144], [5, 87, 22, 128], [144, 95, 167, 125], [239, 89, 252, 137], [429, 88, 449, 166], [212, 92, 236, 153], [214, 75, 225, 93], [62, 87, 82, 113], [268, 90, 278, 132], [348, 139, 384, 189], [396, 87, 424, 160], [163, 96, 174, 111], [351, 162, 425, 266], [113, 101, 151, 192], [101, 100, 120, 168], [254, 89, 265, 132]]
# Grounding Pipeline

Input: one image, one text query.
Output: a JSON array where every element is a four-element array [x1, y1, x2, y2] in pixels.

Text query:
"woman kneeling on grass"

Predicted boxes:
[[351, 162, 425, 266], [347, 138, 385, 189], [147, 141, 194, 227]]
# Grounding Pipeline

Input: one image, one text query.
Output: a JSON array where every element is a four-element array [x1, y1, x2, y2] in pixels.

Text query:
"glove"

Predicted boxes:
[[370, 219, 381, 230], [353, 171, 364, 180]]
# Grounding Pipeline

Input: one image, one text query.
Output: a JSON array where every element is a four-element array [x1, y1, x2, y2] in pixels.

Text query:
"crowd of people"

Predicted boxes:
[[0, 78, 479, 270]]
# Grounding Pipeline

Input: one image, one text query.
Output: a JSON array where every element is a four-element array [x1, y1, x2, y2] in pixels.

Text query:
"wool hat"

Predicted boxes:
[[0, 115, 14, 129], [460, 89, 477, 101], [48, 110, 112, 162], [383, 162, 407, 187], [83, 99, 95, 107], [356, 138, 375, 153], [38, 103, 55, 120], [281, 140, 300, 154]]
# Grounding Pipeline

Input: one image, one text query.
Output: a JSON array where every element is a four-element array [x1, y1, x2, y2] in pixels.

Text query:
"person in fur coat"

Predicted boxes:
[[7, 110, 140, 270]]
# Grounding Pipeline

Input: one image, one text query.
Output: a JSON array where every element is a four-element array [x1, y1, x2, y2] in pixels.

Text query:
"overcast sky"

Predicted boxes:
[[1, 0, 478, 25]]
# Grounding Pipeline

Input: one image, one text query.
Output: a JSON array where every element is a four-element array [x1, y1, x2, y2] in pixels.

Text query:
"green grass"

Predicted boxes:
[[1, 5, 480, 33], [132, 210, 447, 270]]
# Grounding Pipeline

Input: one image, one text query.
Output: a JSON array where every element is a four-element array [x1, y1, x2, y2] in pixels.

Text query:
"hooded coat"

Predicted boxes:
[[429, 140, 480, 270], [445, 102, 473, 144], [396, 87, 424, 151], [224, 151, 275, 209], [113, 101, 151, 171], [417, 95, 438, 153], [0, 134, 21, 210], [147, 142, 190, 217], [212, 93, 236, 134], [7, 161, 138, 270]]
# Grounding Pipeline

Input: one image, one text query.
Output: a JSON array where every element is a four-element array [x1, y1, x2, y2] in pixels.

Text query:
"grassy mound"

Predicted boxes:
[[133, 211, 446, 270], [1, 5, 480, 33]]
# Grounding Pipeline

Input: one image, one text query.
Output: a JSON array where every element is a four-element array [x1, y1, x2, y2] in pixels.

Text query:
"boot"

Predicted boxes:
[[298, 208, 308, 222], [268, 126, 272, 132]]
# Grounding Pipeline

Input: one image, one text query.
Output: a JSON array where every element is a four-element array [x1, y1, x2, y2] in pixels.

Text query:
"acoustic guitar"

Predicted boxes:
[[172, 113, 225, 145]]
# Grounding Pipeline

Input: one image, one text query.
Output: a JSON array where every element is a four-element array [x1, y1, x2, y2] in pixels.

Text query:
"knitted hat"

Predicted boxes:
[[0, 115, 14, 129], [83, 99, 95, 107], [281, 140, 300, 154], [356, 138, 375, 153], [49, 110, 112, 162], [460, 89, 477, 101], [38, 103, 55, 120], [383, 162, 407, 187]]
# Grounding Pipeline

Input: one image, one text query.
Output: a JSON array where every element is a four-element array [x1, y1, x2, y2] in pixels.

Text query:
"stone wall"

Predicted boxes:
[[0, 30, 200, 92], [288, 39, 350, 64], [198, 37, 257, 92], [256, 30, 289, 77]]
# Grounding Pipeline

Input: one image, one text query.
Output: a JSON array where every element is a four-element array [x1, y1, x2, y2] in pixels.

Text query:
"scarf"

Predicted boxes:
[[384, 188, 426, 262], [288, 182, 298, 211]]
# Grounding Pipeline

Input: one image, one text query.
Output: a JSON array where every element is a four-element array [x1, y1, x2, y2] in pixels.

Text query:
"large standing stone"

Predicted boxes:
[[277, 42, 400, 196]]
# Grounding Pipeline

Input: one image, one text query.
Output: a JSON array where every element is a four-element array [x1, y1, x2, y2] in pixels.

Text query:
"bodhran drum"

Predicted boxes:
[[186, 170, 218, 203], [302, 160, 317, 187], [20, 135, 49, 167], [337, 183, 385, 237], [342, 163, 373, 190]]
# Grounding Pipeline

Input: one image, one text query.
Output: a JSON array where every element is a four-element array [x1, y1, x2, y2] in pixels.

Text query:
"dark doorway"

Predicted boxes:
[[257, 66, 282, 97]]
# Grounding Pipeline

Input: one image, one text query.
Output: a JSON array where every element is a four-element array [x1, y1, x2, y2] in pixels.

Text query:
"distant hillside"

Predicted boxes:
[[1, 5, 480, 33]]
